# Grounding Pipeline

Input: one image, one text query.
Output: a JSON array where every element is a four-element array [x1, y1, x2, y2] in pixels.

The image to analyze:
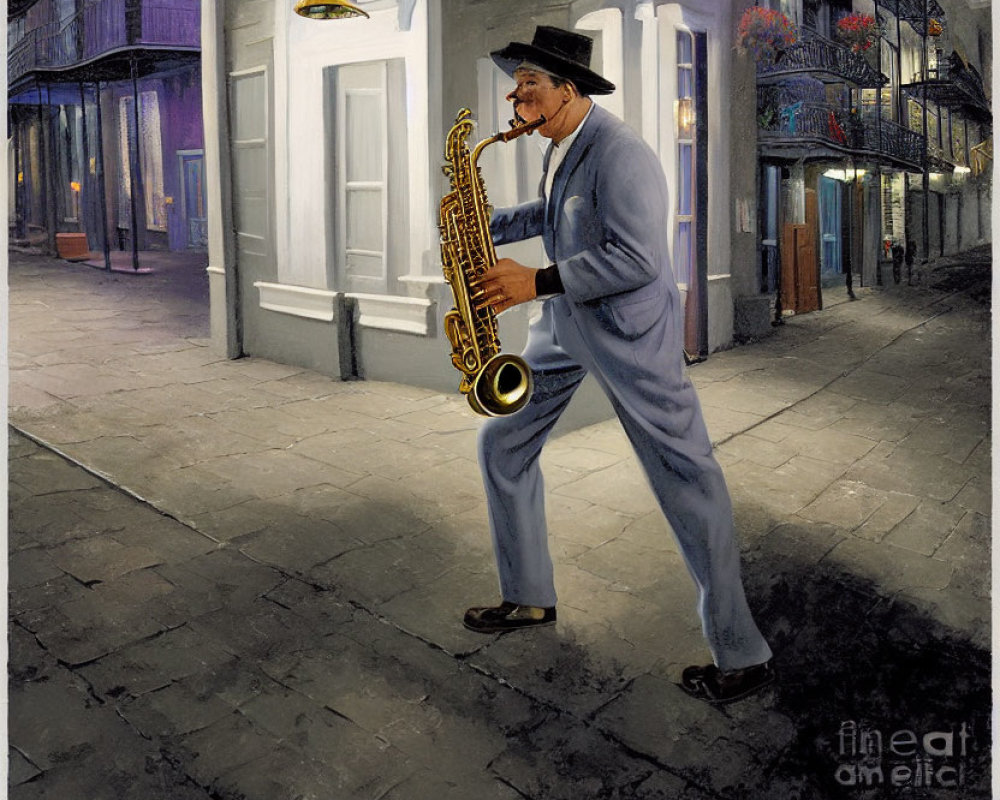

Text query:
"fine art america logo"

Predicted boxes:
[[834, 720, 974, 789]]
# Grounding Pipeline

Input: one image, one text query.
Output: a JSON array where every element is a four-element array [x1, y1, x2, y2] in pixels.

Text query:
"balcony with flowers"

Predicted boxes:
[[740, 6, 885, 89], [737, 6, 798, 66], [835, 12, 880, 55]]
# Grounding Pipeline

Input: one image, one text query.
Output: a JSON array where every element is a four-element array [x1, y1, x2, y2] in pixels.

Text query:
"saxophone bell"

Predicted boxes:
[[470, 354, 534, 417]]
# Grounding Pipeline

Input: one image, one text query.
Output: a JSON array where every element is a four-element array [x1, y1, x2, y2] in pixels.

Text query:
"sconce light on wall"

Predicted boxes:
[[675, 98, 694, 139], [294, 0, 369, 19]]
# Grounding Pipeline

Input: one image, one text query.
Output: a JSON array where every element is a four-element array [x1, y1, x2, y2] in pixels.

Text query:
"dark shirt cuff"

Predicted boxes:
[[534, 264, 564, 297]]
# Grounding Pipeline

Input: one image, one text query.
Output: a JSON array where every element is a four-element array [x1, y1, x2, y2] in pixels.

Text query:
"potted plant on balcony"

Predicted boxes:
[[737, 6, 798, 65], [835, 13, 881, 53]]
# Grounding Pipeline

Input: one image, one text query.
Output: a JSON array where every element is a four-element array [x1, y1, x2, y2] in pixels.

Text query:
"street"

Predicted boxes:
[[7, 248, 991, 799]]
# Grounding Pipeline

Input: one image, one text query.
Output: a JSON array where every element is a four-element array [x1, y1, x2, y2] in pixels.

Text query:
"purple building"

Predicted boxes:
[[8, 0, 203, 267]]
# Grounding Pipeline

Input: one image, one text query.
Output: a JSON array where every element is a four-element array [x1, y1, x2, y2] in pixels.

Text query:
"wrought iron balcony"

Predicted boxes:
[[757, 32, 886, 88], [83, 0, 199, 59], [902, 52, 992, 124], [9, 19, 80, 85], [9, 0, 199, 88], [881, 0, 947, 37], [758, 100, 854, 148], [854, 112, 926, 169], [757, 93, 925, 171]]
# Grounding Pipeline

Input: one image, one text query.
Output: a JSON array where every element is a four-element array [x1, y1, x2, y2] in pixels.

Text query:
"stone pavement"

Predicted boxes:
[[7, 248, 991, 798]]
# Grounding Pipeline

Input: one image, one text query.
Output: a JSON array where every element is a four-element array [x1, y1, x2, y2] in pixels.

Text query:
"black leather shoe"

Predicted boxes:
[[680, 659, 775, 704], [463, 601, 556, 633]]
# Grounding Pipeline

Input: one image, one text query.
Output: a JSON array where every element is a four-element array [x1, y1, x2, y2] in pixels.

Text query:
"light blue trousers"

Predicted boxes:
[[477, 302, 773, 671]]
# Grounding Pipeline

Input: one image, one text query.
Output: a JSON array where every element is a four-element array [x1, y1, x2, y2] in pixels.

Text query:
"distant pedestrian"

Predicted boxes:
[[904, 241, 915, 285], [891, 244, 904, 285]]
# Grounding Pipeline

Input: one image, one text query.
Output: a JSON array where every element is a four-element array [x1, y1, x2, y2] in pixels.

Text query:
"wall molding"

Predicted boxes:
[[254, 281, 339, 321], [399, 274, 446, 286], [347, 292, 433, 335]]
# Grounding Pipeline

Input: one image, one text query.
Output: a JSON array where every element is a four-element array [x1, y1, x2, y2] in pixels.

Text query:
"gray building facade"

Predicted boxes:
[[202, 0, 989, 419]]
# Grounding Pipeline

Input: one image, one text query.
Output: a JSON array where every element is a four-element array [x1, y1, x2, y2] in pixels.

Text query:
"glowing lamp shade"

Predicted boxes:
[[675, 98, 694, 139], [294, 0, 369, 19]]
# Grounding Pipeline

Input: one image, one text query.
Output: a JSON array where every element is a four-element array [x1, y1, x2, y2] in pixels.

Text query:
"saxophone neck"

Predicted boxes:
[[498, 114, 546, 143], [471, 115, 547, 163]]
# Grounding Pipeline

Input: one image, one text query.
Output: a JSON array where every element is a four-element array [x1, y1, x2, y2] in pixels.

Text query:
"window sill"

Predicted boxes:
[[346, 292, 433, 336], [255, 281, 338, 321]]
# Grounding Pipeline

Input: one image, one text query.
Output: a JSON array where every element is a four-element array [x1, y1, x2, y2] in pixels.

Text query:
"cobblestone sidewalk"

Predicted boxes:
[[8, 249, 991, 798]]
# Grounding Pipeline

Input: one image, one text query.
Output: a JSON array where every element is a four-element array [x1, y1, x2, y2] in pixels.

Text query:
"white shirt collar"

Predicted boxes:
[[545, 102, 594, 203], [552, 100, 594, 153]]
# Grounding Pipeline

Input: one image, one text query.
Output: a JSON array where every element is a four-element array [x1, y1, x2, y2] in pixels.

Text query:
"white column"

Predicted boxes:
[[635, 1, 659, 152], [575, 8, 624, 120], [273, 2, 291, 285], [201, 0, 238, 356]]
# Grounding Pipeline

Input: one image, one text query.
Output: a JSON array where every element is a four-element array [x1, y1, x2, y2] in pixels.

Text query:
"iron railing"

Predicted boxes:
[[81, 0, 130, 59], [9, 0, 199, 85], [758, 93, 926, 170], [855, 112, 925, 167], [757, 33, 886, 88], [758, 101, 853, 146], [883, 0, 947, 37], [903, 53, 991, 121], [9, 21, 74, 84]]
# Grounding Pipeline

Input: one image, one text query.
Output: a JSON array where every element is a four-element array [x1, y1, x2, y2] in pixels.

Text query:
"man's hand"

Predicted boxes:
[[475, 258, 537, 314]]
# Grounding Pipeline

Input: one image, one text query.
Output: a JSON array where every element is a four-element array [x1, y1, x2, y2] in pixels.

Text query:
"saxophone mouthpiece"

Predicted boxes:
[[502, 115, 546, 141]]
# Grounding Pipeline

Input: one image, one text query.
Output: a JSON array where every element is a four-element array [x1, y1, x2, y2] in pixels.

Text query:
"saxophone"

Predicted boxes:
[[438, 108, 544, 416]]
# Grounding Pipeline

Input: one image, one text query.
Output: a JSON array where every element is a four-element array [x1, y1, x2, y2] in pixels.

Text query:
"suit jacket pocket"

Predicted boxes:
[[605, 292, 664, 341]]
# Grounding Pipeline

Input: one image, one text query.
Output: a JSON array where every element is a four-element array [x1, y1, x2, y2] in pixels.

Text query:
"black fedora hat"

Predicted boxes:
[[491, 25, 615, 96]]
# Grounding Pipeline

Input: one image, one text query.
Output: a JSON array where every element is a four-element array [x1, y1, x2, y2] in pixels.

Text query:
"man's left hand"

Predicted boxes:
[[475, 258, 537, 314]]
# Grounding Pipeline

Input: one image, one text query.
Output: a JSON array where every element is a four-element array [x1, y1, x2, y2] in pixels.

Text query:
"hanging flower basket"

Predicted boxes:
[[836, 13, 881, 53], [927, 19, 943, 36], [737, 6, 798, 65]]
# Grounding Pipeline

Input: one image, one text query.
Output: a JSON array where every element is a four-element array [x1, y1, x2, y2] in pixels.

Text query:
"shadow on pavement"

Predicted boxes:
[[741, 549, 990, 799]]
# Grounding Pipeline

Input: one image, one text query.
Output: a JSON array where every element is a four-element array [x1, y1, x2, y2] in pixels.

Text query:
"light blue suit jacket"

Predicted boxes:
[[490, 104, 683, 356]]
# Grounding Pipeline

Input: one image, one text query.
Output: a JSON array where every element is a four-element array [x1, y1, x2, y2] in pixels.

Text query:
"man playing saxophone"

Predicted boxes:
[[463, 25, 775, 705]]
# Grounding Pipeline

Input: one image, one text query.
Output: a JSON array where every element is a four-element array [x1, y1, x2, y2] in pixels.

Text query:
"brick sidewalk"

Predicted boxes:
[[8, 251, 991, 798]]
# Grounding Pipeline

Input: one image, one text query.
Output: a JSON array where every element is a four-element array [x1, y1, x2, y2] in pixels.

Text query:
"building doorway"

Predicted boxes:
[[819, 175, 842, 286], [178, 150, 208, 248]]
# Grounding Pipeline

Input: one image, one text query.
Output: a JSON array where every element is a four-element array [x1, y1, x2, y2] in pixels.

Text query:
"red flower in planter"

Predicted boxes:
[[836, 13, 881, 53], [737, 6, 798, 64]]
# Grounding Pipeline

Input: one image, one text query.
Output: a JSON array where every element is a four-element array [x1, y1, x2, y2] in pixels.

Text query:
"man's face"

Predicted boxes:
[[507, 69, 568, 136]]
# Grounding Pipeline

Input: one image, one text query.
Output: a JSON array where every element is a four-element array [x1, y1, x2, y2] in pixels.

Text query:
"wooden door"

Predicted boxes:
[[801, 188, 820, 310], [780, 218, 820, 314]]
